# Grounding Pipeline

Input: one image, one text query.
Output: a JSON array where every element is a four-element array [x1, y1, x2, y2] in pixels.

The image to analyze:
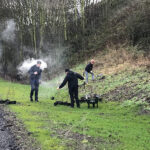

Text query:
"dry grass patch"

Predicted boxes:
[[89, 46, 150, 75]]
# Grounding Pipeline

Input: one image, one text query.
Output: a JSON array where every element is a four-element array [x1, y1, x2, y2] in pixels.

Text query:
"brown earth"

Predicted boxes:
[[0, 105, 40, 150]]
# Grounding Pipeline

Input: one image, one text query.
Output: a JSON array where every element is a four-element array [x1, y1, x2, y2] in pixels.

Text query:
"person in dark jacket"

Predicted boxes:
[[85, 59, 95, 83], [28, 61, 42, 102], [57, 69, 84, 108]]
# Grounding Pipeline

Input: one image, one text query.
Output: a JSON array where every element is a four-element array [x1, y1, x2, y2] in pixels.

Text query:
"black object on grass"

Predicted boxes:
[[51, 97, 55, 100], [53, 94, 102, 108], [96, 74, 106, 81], [79, 94, 102, 108], [0, 99, 16, 105], [54, 101, 71, 106]]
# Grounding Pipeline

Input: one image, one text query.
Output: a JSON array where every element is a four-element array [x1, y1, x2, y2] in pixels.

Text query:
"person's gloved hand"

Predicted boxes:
[[91, 71, 94, 74]]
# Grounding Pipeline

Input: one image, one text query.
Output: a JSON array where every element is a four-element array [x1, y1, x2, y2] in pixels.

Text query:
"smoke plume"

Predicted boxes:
[[1, 19, 16, 42], [17, 58, 47, 76]]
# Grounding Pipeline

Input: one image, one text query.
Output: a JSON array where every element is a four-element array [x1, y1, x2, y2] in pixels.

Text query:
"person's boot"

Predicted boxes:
[[30, 90, 34, 102], [77, 103, 80, 108], [70, 101, 74, 108], [76, 99, 80, 108], [35, 89, 39, 102]]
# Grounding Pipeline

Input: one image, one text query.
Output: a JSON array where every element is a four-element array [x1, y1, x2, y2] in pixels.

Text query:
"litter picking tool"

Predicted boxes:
[[50, 88, 60, 100], [50, 89, 71, 106]]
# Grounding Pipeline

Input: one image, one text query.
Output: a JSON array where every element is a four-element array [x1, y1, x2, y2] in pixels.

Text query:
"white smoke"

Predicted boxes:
[[41, 75, 64, 88], [18, 58, 47, 75], [1, 19, 16, 42]]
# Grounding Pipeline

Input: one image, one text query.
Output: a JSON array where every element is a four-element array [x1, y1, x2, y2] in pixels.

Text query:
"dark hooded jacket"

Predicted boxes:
[[85, 63, 93, 73], [28, 65, 42, 81], [59, 71, 84, 90]]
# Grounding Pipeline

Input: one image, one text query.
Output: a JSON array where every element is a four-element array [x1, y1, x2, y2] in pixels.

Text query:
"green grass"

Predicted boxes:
[[0, 67, 150, 150]]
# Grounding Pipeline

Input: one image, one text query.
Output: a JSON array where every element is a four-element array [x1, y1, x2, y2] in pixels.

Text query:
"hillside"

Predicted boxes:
[[69, 0, 150, 62], [0, 49, 150, 149]]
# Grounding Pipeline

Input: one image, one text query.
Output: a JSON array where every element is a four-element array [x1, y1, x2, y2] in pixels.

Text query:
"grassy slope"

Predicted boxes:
[[0, 60, 150, 150]]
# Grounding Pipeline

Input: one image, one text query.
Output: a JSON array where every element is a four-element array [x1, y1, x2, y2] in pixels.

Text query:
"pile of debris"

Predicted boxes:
[[80, 94, 102, 108], [54, 101, 71, 106], [0, 99, 16, 105], [95, 74, 105, 81], [52, 94, 102, 108]]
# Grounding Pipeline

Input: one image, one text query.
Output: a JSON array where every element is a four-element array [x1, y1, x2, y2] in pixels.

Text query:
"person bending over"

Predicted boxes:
[[85, 59, 95, 83], [57, 69, 84, 108], [28, 61, 42, 102]]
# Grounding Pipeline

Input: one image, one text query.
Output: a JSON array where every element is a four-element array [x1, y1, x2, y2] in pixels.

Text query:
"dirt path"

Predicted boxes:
[[0, 106, 40, 150], [0, 108, 18, 150]]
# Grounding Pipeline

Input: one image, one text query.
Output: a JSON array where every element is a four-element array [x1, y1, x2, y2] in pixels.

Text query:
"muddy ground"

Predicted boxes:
[[0, 105, 40, 150]]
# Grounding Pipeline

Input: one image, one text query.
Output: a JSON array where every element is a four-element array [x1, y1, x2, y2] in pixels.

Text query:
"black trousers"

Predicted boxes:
[[69, 87, 80, 107], [30, 79, 39, 101]]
